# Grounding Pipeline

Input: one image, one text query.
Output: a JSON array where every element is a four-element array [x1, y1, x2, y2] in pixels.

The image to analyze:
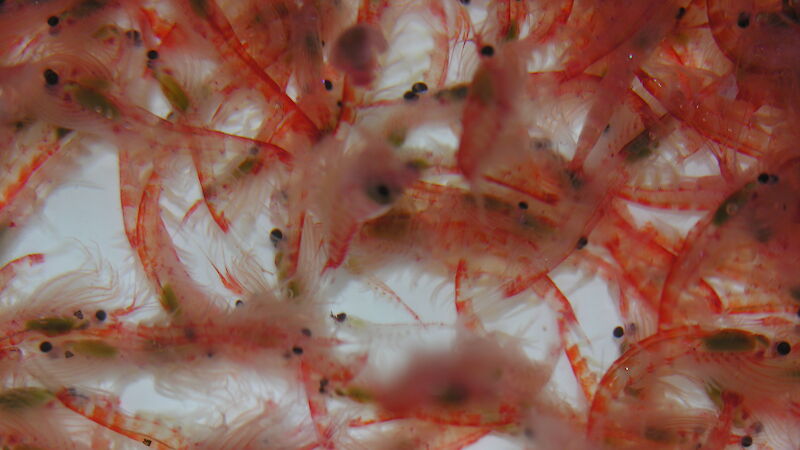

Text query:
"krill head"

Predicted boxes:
[[361, 160, 419, 212]]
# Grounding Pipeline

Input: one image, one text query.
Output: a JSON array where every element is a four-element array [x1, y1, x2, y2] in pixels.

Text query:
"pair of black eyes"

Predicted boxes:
[[757, 172, 778, 184]]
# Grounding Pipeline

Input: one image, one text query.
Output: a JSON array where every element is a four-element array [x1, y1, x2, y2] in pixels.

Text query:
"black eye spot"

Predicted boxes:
[[676, 7, 686, 19], [576, 236, 588, 249], [47, 16, 59, 27], [269, 228, 284, 246], [366, 183, 394, 205], [738, 12, 751, 28], [323, 79, 333, 90], [40, 341, 53, 353], [403, 91, 419, 101], [517, 201, 528, 210], [776, 341, 791, 355], [95, 310, 107, 321], [235, 299, 244, 307], [146, 49, 159, 60], [333, 312, 347, 322], [741, 435, 753, 447], [459, 0, 470, 4], [43, 69, 59, 86], [411, 82, 428, 93], [613, 326, 624, 338], [480, 45, 495, 57], [292, 346, 304, 355]]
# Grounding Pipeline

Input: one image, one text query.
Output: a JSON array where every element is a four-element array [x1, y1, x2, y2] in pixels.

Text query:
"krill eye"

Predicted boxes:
[[411, 82, 428, 93], [738, 12, 751, 28], [366, 183, 395, 205], [402, 91, 419, 101], [269, 228, 284, 246], [43, 69, 59, 86]]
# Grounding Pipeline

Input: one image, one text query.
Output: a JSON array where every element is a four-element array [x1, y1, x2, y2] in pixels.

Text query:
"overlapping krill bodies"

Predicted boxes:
[[558, 0, 688, 166], [13, 259, 359, 448], [0, 257, 190, 448], [589, 324, 800, 449], [455, 41, 531, 190], [23, 285, 328, 378], [128, 22, 297, 233], [658, 158, 800, 327], [331, 23, 388, 88], [5, 1, 218, 136], [463, 0, 571, 47], [640, 0, 800, 162], [0, 260, 125, 362], [0, 384, 104, 449], [214, 0, 351, 130], [0, 0, 297, 238], [153, 0, 336, 144], [337, 328, 592, 449], [707, 0, 800, 114], [273, 125, 421, 286], [0, 28, 145, 231], [3, 0, 800, 448], [353, 77, 625, 295]]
